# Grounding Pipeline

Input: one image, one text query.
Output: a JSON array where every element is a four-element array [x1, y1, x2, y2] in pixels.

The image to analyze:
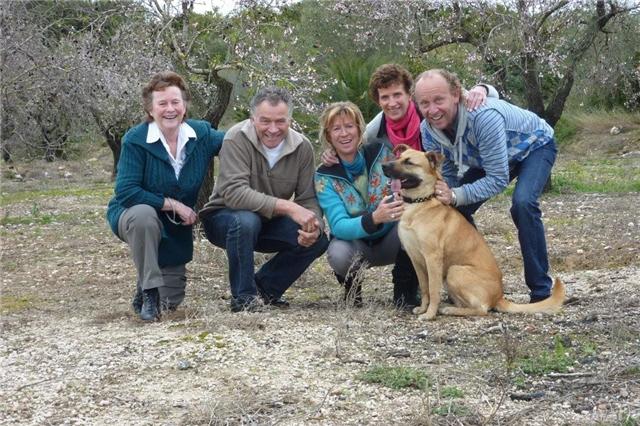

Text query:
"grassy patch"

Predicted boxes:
[[554, 115, 579, 147], [357, 365, 429, 390], [506, 336, 603, 388], [0, 184, 112, 205], [440, 386, 464, 398], [514, 336, 575, 376], [619, 365, 640, 378], [615, 412, 639, 426], [551, 159, 640, 194], [431, 402, 471, 417], [0, 295, 35, 313], [0, 211, 103, 226]]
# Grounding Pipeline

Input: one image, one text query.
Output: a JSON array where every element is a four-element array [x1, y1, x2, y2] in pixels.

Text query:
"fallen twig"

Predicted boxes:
[[547, 372, 595, 378]]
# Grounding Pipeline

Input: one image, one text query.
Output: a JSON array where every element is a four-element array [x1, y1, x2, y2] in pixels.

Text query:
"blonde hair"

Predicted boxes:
[[319, 101, 366, 150]]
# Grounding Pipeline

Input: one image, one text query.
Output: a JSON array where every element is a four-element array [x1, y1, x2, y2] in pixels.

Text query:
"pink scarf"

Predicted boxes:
[[386, 101, 422, 152]]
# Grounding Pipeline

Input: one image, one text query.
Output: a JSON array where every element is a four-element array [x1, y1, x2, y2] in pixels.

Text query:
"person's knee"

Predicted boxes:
[[204, 210, 261, 246], [128, 205, 161, 232], [231, 210, 261, 236], [510, 193, 538, 218], [327, 240, 359, 277]]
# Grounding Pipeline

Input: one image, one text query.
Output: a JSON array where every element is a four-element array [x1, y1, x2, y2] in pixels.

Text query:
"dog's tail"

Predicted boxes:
[[495, 278, 565, 314]]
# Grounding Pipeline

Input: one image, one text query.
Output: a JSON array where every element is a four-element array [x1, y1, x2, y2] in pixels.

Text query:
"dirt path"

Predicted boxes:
[[1, 159, 639, 424]]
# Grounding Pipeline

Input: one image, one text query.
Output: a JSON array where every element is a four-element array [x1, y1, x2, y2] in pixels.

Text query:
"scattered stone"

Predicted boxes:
[[177, 360, 192, 370], [510, 391, 545, 401], [387, 348, 410, 358]]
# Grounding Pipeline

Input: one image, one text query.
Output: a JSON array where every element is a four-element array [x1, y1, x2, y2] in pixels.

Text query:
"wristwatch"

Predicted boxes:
[[450, 190, 457, 206]]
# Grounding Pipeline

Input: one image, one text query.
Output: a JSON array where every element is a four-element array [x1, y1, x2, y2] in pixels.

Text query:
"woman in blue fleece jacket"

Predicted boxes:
[[314, 102, 418, 308], [106, 71, 224, 321]]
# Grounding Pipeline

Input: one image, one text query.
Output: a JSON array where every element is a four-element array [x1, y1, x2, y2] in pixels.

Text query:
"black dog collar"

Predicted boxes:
[[402, 194, 436, 204]]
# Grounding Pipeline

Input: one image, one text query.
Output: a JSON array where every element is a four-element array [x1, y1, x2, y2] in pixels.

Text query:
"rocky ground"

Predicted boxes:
[[1, 133, 639, 425]]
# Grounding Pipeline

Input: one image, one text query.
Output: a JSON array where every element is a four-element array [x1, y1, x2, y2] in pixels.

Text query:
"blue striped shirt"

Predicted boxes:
[[421, 98, 554, 205]]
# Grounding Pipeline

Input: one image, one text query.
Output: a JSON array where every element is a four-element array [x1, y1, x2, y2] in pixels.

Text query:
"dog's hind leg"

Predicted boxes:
[[439, 306, 489, 316], [442, 267, 493, 317]]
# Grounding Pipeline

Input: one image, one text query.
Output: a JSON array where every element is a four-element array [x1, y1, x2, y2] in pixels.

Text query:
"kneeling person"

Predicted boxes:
[[199, 87, 329, 312], [314, 102, 419, 308]]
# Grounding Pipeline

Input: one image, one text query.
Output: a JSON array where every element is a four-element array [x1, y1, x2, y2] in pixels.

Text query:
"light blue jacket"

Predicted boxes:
[[314, 141, 395, 241]]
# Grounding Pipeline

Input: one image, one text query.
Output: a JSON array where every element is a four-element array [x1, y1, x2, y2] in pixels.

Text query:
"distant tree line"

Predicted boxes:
[[2, 0, 638, 171]]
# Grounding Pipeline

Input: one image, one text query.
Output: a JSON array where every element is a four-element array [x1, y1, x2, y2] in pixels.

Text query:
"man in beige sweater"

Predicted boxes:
[[200, 87, 328, 312]]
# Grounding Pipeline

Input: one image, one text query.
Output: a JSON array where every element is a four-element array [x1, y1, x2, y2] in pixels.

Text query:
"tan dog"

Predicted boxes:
[[381, 145, 564, 320]]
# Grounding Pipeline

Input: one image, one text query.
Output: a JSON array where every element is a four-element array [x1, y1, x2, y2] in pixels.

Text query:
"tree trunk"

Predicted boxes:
[[196, 74, 233, 212], [196, 158, 215, 213], [105, 130, 122, 180]]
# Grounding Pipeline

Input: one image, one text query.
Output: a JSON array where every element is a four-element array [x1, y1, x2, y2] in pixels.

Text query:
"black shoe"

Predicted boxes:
[[256, 282, 290, 308], [230, 297, 263, 313], [336, 273, 363, 307], [344, 282, 363, 307], [132, 287, 143, 315], [392, 249, 420, 309], [140, 288, 160, 321], [159, 297, 178, 312], [264, 296, 290, 308]]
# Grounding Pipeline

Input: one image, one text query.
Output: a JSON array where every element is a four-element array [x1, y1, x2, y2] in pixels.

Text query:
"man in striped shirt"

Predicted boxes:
[[414, 68, 558, 304]]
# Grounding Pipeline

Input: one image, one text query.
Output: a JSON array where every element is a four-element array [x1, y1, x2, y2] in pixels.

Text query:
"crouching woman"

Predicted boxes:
[[106, 71, 224, 321], [314, 102, 419, 307]]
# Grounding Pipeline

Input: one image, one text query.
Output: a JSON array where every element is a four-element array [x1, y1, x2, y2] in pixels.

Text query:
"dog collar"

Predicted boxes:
[[402, 194, 435, 203]]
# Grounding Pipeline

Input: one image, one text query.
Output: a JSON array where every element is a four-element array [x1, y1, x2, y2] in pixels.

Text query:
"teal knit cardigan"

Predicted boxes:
[[106, 119, 224, 267]]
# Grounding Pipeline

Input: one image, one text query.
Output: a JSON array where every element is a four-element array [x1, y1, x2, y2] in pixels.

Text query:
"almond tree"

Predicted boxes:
[[329, 0, 639, 126], [147, 0, 330, 206]]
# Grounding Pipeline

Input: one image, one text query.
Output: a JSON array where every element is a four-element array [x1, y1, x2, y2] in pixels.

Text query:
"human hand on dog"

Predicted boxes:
[[435, 180, 456, 206], [373, 194, 404, 224]]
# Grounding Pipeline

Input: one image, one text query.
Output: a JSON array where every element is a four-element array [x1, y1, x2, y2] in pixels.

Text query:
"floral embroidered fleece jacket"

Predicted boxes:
[[106, 119, 224, 267], [314, 141, 395, 241]]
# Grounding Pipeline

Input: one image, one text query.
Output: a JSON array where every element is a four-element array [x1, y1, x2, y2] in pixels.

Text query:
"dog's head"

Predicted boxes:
[[381, 144, 444, 198]]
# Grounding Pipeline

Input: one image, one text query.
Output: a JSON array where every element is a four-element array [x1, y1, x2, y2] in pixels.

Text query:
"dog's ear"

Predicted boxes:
[[425, 151, 444, 169], [393, 144, 410, 157]]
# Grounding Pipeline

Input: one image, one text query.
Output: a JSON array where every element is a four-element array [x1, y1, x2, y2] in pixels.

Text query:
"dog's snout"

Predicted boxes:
[[382, 162, 394, 177]]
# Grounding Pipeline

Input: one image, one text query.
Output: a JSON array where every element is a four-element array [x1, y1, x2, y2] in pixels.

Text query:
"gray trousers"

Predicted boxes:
[[327, 223, 401, 278], [117, 204, 187, 307]]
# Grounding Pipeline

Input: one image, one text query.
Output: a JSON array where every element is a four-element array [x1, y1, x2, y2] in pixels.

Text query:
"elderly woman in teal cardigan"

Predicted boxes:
[[106, 71, 224, 321], [314, 102, 417, 308]]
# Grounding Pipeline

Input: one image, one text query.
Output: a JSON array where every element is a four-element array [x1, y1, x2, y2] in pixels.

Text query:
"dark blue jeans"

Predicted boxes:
[[456, 141, 557, 299], [202, 209, 329, 304]]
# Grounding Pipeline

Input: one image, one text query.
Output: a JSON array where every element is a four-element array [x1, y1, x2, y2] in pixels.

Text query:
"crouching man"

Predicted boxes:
[[199, 87, 329, 312]]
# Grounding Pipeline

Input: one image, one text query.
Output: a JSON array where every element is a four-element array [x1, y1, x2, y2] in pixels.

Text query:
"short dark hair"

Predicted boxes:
[[142, 71, 190, 122], [368, 64, 413, 103], [250, 86, 293, 117]]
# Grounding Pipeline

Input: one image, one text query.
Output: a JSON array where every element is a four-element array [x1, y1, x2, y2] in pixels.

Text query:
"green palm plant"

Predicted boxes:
[[323, 56, 389, 123]]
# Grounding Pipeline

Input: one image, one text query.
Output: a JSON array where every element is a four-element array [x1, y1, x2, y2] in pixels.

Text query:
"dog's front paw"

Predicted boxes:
[[413, 306, 427, 315], [418, 312, 437, 321]]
